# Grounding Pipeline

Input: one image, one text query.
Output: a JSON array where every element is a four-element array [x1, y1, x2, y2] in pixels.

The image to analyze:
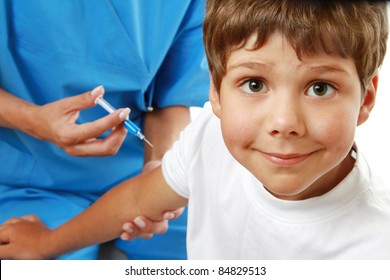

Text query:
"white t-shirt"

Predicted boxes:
[[162, 102, 390, 259]]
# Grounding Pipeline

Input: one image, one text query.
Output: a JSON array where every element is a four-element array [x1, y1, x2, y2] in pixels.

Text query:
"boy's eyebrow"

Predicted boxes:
[[227, 62, 351, 76], [305, 65, 351, 75], [227, 62, 272, 73]]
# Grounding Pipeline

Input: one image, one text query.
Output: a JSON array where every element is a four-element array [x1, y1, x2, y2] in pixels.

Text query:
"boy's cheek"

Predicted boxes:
[[314, 115, 356, 154], [220, 116, 256, 153]]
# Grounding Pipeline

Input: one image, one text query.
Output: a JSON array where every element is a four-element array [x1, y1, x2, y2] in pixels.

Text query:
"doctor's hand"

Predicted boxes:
[[120, 160, 185, 241], [22, 86, 129, 157], [120, 208, 185, 241], [0, 215, 53, 260]]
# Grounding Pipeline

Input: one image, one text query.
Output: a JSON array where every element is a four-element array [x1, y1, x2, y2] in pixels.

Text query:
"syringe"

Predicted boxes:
[[96, 96, 153, 147]]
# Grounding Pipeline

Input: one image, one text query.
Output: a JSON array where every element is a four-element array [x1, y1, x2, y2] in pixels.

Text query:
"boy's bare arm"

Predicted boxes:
[[0, 167, 187, 259]]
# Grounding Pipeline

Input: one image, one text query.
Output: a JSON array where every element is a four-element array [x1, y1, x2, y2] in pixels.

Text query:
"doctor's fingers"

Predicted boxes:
[[0, 244, 18, 260], [121, 210, 183, 239], [122, 217, 168, 239], [2, 217, 24, 225], [121, 219, 169, 241], [20, 214, 41, 223], [0, 229, 42, 260], [120, 229, 154, 241], [59, 108, 130, 147], [0, 223, 15, 246], [60, 86, 105, 112], [133, 217, 169, 235], [0, 228, 13, 258], [63, 125, 128, 157], [2, 215, 43, 227], [164, 208, 185, 221]]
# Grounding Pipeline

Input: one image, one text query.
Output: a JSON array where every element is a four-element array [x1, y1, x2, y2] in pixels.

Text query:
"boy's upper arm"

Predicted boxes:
[[133, 166, 188, 221]]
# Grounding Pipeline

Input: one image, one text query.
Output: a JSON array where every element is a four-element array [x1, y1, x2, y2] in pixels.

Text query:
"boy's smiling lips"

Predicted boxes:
[[258, 150, 316, 167]]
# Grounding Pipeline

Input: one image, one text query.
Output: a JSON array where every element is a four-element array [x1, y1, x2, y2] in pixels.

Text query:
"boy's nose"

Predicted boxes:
[[265, 98, 306, 138]]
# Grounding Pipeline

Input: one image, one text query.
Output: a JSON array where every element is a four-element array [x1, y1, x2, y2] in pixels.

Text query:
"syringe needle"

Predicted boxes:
[[143, 138, 154, 148]]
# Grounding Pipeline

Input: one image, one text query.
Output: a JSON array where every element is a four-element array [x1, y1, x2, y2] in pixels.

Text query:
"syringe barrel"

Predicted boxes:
[[124, 120, 142, 137], [96, 97, 115, 113]]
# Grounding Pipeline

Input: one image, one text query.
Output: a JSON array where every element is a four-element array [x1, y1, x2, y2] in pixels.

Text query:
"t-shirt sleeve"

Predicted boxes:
[[162, 102, 214, 198], [162, 137, 189, 199]]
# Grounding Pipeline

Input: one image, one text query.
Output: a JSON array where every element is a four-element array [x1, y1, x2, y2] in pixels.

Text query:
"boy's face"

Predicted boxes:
[[210, 33, 377, 200]]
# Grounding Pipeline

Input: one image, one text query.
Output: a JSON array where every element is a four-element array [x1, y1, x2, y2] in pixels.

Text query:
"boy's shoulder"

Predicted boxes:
[[359, 151, 390, 216], [368, 171, 390, 213], [185, 101, 220, 144]]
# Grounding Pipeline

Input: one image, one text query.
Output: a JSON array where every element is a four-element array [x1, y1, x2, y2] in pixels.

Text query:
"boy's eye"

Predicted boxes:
[[307, 82, 336, 97], [241, 79, 268, 94]]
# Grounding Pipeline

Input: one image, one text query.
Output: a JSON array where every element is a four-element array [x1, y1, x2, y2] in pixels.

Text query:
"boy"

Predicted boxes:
[[0, 0, 389, 259]]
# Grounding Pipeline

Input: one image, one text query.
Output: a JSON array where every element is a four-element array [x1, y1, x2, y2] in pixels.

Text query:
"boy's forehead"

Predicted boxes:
[[230, 32, 329, 60], [226, 33, 358, 76], [227, 33, 296, 64]]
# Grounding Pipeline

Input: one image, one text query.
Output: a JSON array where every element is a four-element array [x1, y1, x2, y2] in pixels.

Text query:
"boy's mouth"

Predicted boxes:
[[260, 151, 313, 167]]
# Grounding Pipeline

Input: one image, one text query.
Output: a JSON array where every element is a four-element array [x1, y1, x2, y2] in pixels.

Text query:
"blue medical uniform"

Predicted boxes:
[[0, 0, 209, 259]]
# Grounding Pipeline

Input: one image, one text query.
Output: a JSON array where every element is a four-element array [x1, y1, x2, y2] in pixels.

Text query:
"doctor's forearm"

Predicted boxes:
[[45, 168, 187, 258], [45, 180, 147, 258]]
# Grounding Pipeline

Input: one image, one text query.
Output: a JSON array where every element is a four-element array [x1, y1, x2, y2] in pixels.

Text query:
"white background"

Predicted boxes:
[[355, 21, 390, 178]]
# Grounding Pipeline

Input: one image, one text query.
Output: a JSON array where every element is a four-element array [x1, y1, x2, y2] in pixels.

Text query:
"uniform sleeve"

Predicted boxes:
[[152, 0, 209, 108]]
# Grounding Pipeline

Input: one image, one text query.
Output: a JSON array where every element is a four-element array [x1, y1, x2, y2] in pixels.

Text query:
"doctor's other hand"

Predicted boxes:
[[22, 86, 129, 157], [120, 208, 185, 241], [0, 215, 53, 260], [119, 160, 185, 241], [123, 159, 185, 241]]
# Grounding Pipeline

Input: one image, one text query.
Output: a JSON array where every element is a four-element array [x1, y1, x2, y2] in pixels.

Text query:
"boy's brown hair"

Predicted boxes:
[[203, 0, 388, 91]]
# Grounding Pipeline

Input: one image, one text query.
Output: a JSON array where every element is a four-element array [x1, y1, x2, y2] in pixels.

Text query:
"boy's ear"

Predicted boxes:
[[357, 75, 378, 126], [209, 76, 222, 118]]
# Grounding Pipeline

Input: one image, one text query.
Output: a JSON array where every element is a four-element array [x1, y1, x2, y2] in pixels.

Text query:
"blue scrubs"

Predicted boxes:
[[0, 0, 209, 259]]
